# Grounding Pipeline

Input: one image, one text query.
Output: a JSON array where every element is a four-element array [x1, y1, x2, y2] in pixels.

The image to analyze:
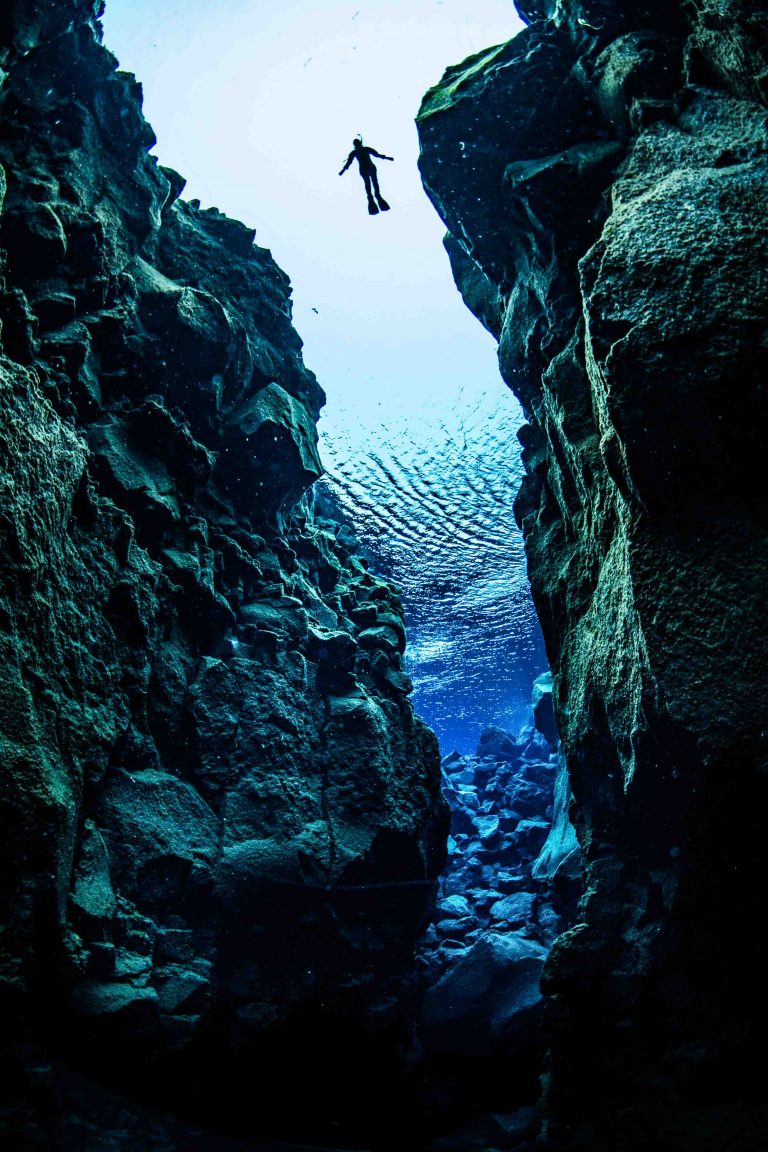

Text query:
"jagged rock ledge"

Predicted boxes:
[[0, 2, 448, 1144], [418, 1, 768, 1147]]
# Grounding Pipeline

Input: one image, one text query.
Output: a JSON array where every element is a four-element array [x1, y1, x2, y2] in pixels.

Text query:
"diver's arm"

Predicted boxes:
[[338, 152, 354, 175], [368, 149, 393, 161]]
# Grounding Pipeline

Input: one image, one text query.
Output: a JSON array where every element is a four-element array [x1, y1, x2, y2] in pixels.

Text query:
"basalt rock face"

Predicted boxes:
[[419, 1, 768, 1147], [0, 2, 447, 1142]]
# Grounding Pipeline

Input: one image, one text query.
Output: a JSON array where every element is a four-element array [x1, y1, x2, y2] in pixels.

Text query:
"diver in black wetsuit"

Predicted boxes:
[[339, 136, 394, 215]]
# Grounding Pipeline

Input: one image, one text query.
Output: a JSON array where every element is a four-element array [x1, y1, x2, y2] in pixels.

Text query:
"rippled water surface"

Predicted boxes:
[[319, 379, 547, 755], [101, 0, 536, 755]]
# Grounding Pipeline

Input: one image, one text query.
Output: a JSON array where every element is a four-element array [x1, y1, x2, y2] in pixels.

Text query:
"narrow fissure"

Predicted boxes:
[[2, 0, 764, 1149]]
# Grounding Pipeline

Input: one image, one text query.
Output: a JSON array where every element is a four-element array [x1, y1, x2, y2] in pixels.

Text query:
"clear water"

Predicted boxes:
[[320, 380, 547, 756], [100, 0, 539, 758]]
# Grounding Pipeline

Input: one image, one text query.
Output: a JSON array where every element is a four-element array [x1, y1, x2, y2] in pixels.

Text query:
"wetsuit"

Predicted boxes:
[[339, 143, 392, 213]]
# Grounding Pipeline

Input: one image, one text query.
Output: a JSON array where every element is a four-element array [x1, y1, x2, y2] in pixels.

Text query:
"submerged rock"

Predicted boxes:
[[418, 0, 768, 1145], [421, 931, 548, 1057], [0, 2, 448, 1142], [418, 689, 581, 1050], [476, 723, 521, 762]]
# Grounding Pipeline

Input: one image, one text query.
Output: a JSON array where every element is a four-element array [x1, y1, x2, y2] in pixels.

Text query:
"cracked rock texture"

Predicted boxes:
[[0, 1, 447, 1143], [418, 0, 768, 1147]]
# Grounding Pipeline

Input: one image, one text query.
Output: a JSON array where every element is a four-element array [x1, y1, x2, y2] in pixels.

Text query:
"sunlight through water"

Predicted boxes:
[[102, 0, 546, 752]]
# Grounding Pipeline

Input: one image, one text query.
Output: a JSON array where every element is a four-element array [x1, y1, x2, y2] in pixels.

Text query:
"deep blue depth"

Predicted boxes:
[[318, 381, 548, 755]]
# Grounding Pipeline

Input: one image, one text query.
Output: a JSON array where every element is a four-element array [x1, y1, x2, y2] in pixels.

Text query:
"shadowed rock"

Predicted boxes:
[[418, 0, 768, 1146], [0, 3, 448, 1144]]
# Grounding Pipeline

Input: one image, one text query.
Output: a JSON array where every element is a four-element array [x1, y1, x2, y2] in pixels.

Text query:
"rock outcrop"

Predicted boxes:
[[0, 2, 447, 1143], [418, 0, 768, 1147]]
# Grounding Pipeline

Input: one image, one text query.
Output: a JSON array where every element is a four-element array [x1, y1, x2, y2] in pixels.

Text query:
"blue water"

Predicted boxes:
[[319, 380, 547, 755], [99, 0, 535, 758]]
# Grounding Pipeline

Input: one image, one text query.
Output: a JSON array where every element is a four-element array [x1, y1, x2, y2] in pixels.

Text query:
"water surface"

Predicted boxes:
[[320, 376, 547, 754]]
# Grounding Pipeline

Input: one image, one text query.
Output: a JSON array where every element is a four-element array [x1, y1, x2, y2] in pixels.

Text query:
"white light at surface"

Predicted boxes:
[[101, 1, 546, 752], [100, 0, 524, 428]]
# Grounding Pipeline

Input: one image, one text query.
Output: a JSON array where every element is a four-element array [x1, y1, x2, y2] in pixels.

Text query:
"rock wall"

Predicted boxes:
[[418, 1, 768, 1146], [0, 2, 447, 1142]]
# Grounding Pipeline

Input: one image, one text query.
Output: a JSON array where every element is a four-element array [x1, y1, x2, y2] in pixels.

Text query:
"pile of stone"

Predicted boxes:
[[417, 674, 581, 1060]]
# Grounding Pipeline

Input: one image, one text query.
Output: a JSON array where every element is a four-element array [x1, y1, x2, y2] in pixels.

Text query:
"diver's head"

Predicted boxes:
[[353, 135, 363, 148]]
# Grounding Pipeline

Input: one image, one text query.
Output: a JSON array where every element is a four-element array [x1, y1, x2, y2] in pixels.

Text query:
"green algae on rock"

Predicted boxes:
[[418, 0, 768, 1146], [0, 0, 448, 1141]]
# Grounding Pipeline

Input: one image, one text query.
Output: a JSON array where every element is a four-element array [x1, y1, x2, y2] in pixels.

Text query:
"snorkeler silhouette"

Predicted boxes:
[[339, 136, 394, 215]]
